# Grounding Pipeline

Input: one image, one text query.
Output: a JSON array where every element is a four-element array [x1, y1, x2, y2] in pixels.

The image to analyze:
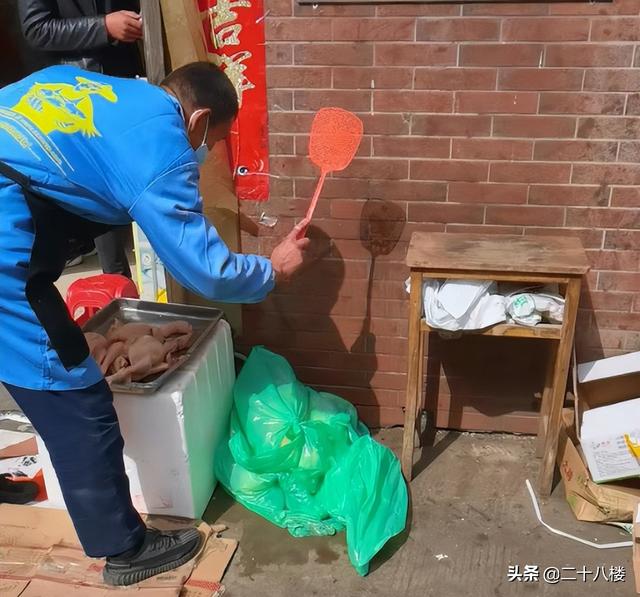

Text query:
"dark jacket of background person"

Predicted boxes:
[[19, 0, 143, 77]]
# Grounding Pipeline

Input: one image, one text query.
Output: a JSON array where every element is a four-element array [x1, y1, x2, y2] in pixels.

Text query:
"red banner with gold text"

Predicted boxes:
[[198, 0, 269, 201]]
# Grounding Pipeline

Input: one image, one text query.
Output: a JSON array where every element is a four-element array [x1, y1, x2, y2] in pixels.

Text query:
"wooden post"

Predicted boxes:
[[140, 0, 165, 84], [537, 277, 582, 497]]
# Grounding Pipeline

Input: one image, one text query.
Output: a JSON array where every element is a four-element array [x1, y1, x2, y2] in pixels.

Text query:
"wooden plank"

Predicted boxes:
[[401, 271, 424, 481], [159, 0, 207, 69], [538, 276, 582, 497], [406, 232, 590, 276], [419, 270, 572, 285], [140, 0, 165, 84], [421, 321, 562, 340], [536, 343, 559, 458]]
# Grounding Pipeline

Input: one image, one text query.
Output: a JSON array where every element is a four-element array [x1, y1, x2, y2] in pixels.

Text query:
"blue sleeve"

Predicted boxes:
[[128, 162, 275, 304]]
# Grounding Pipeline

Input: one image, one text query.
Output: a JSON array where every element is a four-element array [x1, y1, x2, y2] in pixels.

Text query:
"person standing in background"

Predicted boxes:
[[19, 0, 144, 277]]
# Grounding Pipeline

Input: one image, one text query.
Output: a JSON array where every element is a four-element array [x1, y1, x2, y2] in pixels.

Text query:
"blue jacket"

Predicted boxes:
[[0, 65, 274, 391]]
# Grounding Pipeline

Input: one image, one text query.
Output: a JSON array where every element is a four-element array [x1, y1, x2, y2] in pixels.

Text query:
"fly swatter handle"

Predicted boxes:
[[298, 170, 327, 238]]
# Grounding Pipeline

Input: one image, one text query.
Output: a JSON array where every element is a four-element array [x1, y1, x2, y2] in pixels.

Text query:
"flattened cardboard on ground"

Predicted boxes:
[[0, 504, 236, 597], [0, 430, 37, 458], [557, 420, 640, 523]]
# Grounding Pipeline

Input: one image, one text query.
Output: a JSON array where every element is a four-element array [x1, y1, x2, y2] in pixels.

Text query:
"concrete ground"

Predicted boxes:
[[0, 383, 636, 596], [206, 429, 637, 597], [0, 258, 635, 596]]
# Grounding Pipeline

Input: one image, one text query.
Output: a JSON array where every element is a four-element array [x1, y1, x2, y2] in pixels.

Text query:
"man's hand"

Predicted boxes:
[[270, 220, 311, 284], [105, 11, 143, 43]]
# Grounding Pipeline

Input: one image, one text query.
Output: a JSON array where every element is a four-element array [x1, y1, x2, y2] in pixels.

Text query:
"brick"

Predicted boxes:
[[498, 68, 583, 91], [270, 134, 294, 155], [463, 3, 548, 16], [549, 0, 640, 15], [333, 18, 415, 41], [486, 205, 564, 226], [493, 115, 576, 138], [374, 90, 453, 113], [627, 94, 640, 116], [545, 44, 634, 67], [527, 227, 604, 249], [266, 18, 332, 41], [333, 67, 412, 90], [269, 112, 314, 133], [605, 230, 640, 250], [446, 224, 524, 235], [415, 68, 496, 90], [584, 69, 640, 92], [295, 177, 364, 199], [408, 202, 484, 224], [534, 140, 618, 162], [578, 117, 640, 140], [333, 158, 408, 180], [294, 4, 374, 17], [591, 18, 640, 41], [417, 18, 499, 41], [373, 136, 450, 159], [503, 18, 589, 41], [295, 43, 373, 66], [376, 44, 457, 67], [412, 114, 491, 137], [265, 0, 292, 16], [271, 156, 316, 177], [377, 5, 461, 17], [352, 114, 406, 135], [460, 44, 544, 67], [539, 92, 625, 115], [587, 250, 640, 272], [585, 290, 633, 311], [573, 163, 640, 185], [566, 207, 640, 229], [456, 91, 538, 114], [266, 66, 331, 88], [452, 139, 532, 160], [593, 310, 640, 331], [266, 44, 292, 65], [369, 180, 448, 202], [448, 182, 528, 204], [490, 163, 570, 184], [529, 185, 610, 207], [294, 89, 371, 112], [611, 187, 640, 207], [619, 142, 640, 163], [267, 89, 293, 111], [411, 160, 489, 182]]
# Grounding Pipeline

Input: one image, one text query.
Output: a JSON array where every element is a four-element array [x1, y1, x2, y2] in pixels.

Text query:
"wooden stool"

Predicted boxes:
[[401, 232, 589, 497]]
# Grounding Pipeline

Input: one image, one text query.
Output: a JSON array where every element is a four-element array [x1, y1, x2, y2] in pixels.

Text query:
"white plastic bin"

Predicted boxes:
[[37, 319, 235, 518]]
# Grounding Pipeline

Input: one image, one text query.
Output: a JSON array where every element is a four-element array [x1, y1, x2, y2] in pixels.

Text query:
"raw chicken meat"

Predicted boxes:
[[84, 319, 193, 386]]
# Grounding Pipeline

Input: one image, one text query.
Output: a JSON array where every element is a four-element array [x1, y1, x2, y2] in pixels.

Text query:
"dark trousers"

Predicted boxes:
[[4, 380, 146, 557], [95, 226, 132, 279]]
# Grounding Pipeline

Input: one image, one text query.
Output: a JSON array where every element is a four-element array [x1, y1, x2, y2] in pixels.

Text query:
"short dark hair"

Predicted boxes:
[[162, 62, 238, 125]]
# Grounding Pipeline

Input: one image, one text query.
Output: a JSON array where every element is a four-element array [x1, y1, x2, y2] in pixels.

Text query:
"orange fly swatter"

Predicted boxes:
[[301, 108, 363, 232]]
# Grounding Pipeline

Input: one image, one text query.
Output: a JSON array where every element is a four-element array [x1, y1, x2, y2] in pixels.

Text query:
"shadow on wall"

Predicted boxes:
[[240, 198, 406, 427]]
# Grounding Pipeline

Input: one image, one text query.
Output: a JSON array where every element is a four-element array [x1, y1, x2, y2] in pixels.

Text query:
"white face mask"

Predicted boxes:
[[188, 109, 210, 166]]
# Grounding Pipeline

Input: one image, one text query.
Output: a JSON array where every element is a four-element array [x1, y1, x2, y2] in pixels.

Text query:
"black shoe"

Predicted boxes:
[[103, 527, 202, 586], [0, 474, 39, 504]]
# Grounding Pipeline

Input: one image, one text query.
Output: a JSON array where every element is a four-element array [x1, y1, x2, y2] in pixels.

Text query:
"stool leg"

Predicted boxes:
[[538, 278, 581, 497], [402, 271, 424, 481], [414, 330, 426, 448], [536, 342, 558, 458]]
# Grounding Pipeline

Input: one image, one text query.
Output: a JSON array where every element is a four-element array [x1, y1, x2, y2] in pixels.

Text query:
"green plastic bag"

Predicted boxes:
[[215, 346, 408, 575]]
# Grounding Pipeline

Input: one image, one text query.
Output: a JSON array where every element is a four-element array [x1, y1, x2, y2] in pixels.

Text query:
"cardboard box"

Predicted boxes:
[[0, 504, 236, 597], [558, 422, 640, 523], [580, 397, 640, 483], [634, 504, 639, 594], [38, 320, 235, 518]]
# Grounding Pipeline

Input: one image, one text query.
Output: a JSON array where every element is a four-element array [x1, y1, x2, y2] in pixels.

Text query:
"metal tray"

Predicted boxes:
[[83, 299, 224, 394]]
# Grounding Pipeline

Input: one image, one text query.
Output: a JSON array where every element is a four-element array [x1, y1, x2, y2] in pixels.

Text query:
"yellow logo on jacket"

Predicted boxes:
[[12, 76, 117, 137]]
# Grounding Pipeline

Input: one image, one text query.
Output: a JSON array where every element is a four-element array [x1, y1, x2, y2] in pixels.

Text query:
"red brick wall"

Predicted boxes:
[[239, 0, 640, 431]]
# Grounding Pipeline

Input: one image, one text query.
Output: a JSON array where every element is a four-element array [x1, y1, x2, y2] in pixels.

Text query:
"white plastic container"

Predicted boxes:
[[37, 319, 235, 518]]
